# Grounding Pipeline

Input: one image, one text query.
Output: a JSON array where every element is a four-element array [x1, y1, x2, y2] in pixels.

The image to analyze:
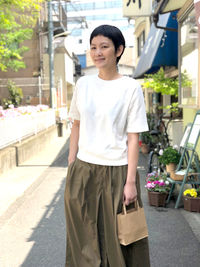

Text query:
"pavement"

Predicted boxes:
[[0, 130, 200, 267], [0, 127, 70, 225], [0, 131, 200, 235], [139, 153, 200, 243]]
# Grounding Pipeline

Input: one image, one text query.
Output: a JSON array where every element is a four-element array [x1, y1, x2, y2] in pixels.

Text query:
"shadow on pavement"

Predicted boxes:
[[20, 139, 70, 267], [138, 153, 200, 267], [20, 151, 200, 267], [21, 178, 66, 267], [50, 138, 70, 168], [18, 137, 70, 169]]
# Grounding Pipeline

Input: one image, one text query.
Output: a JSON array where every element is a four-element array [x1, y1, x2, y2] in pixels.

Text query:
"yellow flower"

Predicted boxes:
[[183, 188, 197, 198]]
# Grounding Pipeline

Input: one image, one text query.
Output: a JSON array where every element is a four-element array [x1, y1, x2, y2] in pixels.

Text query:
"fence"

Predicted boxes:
[[0, 109, 56, 149]]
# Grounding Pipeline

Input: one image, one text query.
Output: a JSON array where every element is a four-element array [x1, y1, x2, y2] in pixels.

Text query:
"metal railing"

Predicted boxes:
[[0, 109, 56, 149]]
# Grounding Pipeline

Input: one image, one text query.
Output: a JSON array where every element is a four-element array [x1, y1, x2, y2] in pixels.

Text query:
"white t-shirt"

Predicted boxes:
[[69, 74, 148, 166]]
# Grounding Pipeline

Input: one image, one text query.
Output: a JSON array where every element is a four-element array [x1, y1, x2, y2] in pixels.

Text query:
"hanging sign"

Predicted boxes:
[[194, 0, 200, 39], [123, 0, 152, 17]]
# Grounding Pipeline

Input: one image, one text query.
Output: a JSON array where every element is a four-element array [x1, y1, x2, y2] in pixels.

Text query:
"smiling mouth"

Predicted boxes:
[[95, 58, 105, 62]]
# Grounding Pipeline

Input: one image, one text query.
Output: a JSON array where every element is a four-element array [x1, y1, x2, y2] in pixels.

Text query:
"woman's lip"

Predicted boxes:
[[95, 58, 105, 61]]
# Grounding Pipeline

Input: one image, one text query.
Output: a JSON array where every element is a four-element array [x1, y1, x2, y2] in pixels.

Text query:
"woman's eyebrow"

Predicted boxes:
[[91, 42, 109, 46]]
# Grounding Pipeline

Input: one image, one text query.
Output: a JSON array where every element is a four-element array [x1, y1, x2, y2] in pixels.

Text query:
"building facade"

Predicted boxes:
[[0, 0, 77, 110]]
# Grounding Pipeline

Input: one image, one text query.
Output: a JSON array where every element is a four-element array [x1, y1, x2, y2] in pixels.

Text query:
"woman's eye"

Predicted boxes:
[[91, 47, 96, 50]]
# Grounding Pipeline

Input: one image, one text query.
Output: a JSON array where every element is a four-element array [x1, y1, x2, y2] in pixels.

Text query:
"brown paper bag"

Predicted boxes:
[[117, 201, 148, 246]]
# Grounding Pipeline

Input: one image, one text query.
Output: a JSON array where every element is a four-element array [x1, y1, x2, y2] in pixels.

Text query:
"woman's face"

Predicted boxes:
[[90, 35, 121, 70]]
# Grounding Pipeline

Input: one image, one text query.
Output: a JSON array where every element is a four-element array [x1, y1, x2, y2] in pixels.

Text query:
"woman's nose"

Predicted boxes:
[[96, 48, 102, 55]]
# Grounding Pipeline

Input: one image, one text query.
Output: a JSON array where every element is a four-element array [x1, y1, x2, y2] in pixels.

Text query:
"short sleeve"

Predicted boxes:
[[127, 83, 149, 133], [69, 83, 80, 121]]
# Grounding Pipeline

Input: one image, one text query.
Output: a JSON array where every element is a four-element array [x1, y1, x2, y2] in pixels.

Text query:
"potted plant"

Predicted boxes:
[[140, 131, 152, 154], [145, 171, 171, 207], [183, 188, 200, 212], [158, 146, 181, 173]]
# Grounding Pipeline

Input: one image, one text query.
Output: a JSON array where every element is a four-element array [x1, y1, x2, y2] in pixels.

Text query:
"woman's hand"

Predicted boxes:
[[68, 120, 80, 165], [123, 181, 137, 206]]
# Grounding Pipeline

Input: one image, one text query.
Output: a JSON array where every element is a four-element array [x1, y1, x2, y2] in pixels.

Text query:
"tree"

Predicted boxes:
[[142, 67, 192, 116], [142, 67, 179, 97], [0, 0, 43, 72], [142, 67, 192, 98], [2, 80, 23, 108]]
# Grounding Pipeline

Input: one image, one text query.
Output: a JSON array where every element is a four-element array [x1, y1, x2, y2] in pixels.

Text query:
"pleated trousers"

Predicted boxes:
[[64, 158, 150, 267]]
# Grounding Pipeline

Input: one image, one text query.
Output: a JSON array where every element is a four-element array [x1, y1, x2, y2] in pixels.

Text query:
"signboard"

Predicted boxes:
[[162, 0, 187, 13], [187, 114, 200, 148], [123, 0, 152, 17], [194, 0, 200, 39]]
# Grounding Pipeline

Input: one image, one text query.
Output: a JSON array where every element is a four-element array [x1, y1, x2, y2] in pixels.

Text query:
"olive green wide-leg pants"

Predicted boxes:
[[64, 158, 150, 267]]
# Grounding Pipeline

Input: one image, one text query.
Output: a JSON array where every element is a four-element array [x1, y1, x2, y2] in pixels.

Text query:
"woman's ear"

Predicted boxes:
[[116, 45, 124, 58]]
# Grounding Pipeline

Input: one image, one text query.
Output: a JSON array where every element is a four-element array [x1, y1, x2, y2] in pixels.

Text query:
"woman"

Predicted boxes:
[[64, 24, 150, 267]]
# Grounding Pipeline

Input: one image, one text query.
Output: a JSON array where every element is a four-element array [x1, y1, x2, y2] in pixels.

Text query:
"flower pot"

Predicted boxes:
[[166, 163, 176, 173], [141, 144, 149, 154], [148, 191, 168, 207], [170, 171, 184, 181], [183, 196, 200, 212]]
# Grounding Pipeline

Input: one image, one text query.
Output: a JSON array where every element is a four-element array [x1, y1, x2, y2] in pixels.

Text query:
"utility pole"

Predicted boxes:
[[48, 0, 54, 108]]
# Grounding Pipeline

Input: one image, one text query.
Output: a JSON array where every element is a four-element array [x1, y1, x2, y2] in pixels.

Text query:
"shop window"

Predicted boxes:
[[179, 8, 199, 107], [137, 30, 145, 57]]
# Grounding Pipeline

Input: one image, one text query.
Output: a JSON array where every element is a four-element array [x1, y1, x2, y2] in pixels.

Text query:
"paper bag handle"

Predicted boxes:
[[122, 201, 138, 215]]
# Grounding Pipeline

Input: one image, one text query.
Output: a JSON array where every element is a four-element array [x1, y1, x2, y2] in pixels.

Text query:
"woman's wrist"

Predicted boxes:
[[126, 178, 136, 185], [68, 156, 76, 165]]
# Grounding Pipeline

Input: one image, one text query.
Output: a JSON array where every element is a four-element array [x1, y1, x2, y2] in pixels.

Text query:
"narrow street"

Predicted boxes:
[[0, 139, 200, 267], [0, 138, 69, 267]]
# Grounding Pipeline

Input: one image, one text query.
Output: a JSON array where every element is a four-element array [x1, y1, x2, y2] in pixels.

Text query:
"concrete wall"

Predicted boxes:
[[0, 125, 58, 175]]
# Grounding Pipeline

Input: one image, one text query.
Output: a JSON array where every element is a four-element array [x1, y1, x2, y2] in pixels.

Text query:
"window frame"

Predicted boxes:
[[178, 2, 200, 108]]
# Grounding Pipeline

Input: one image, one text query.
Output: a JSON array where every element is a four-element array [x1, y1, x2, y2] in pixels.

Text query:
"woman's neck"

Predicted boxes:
[[98, 69, 122, 81]]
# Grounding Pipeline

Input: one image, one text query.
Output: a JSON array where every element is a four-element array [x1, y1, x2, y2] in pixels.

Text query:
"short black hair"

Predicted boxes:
[[89, 24, 126, 64]]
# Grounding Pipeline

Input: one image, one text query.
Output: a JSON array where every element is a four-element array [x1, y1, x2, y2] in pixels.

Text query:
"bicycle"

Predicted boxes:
[[147, 113, 172, 173]]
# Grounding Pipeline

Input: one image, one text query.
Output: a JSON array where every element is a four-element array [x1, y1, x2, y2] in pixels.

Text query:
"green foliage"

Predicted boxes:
[[0, 0, 43, 72], [160, 102, 182, 118], [143, 68, 179, 96], [140, 131, 152, 144], [140, 113, 156, 144], [3, 80, 23, 108], [181, 70, 192, 89], [146, 112, 155, 131], [142, 68, 192, 98], [159, 147, 181, 165]]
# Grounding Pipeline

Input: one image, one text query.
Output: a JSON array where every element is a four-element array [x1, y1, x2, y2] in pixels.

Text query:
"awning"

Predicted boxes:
[[133, 11, 178, 79]]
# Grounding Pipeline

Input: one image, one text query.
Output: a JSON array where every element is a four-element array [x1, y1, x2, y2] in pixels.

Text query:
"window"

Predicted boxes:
[[179, 8, 199, 107], [137, 30, 145, 57]]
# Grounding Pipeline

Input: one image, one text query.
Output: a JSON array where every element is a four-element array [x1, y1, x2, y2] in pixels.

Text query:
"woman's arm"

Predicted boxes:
[[68, 120, 80, 165], [123, 132, 139, 206]]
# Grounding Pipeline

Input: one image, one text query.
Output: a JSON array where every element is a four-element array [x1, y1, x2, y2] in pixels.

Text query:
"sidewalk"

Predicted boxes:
[[138, 153, 200, 267], [1, 136, 200, 237], [138, 153, 200, 243], [0, 128, 70, 222], [0, 135, 199, 266]]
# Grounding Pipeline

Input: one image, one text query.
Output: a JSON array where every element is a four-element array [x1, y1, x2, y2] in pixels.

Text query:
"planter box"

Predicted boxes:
[[183, 196, 200, 212], [170, 171, 184, 181], [148, 191, 168, 207], [166, 163, 176, 173]]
